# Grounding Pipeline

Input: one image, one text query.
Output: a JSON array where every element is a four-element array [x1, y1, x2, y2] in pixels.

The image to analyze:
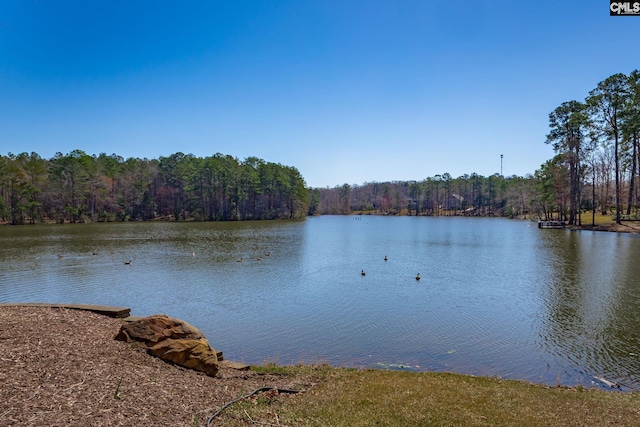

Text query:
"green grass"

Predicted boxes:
[[586, 212, 615, 225], [214, 365, 640, 426]]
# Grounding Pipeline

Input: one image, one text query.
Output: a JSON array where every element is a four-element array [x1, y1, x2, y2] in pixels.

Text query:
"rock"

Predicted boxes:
[[115, 314, 219, 377], [115, 314, 204, 344], [220, 360, 251, 371], [149, 338, 220, 376]]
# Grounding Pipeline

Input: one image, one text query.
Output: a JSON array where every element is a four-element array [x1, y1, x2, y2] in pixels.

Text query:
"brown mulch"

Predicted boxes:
[[0, 306, 316, 426]]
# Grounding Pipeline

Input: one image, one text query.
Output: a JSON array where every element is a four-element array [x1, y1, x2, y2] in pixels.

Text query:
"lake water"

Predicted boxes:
[[1, 216, 639, 391]]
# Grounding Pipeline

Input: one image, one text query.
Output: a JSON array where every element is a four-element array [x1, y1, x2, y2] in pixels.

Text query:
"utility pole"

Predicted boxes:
[[500, 154, 503, 176]]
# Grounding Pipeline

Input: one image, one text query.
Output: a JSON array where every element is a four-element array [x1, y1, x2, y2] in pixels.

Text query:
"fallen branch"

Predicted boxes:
[[206, 387, 304, 426]]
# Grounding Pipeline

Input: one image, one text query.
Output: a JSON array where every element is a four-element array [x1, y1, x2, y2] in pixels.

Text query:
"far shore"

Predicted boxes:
[[3, 213, 640, 235], [569, 221, 640, 234]]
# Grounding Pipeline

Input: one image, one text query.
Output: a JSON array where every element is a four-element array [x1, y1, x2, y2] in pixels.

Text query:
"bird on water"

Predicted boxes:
[[384, 255, 388, 261], [415, 273, 421, 281], [124, 260, 132, 265], [361, 270, 366, 276]]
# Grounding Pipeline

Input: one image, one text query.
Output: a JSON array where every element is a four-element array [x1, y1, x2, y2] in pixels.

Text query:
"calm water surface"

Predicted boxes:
[[1, 216, 639, 391]]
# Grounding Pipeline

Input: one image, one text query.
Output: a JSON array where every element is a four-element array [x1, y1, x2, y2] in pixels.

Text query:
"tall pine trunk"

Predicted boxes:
[[627, 136, 637, 215]]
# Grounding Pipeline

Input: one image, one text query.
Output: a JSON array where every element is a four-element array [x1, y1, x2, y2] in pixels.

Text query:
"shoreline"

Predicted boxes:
[[2, 305, 639, 426], [568, 221, 640, 234], [3, 214, 640, 233], [0, 302, 632, 392]]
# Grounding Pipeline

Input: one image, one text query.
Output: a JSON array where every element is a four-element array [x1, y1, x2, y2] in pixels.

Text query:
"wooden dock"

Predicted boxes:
[[538, 221, 565, 229]]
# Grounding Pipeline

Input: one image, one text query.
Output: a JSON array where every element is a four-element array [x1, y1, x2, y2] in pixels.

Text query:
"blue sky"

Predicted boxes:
[[1, 1, 639, 188]]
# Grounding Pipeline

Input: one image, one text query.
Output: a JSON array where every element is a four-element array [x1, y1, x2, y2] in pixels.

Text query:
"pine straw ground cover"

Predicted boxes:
[[2, 306, 640, 426], [0, 306, 318, 426]]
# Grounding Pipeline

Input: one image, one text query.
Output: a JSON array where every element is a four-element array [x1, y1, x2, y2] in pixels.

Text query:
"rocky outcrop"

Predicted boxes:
[[115, 314, 219, 377]]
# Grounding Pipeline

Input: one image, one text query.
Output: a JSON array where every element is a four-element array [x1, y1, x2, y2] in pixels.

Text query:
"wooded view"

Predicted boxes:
[[1, 70, 638, 225], [0, 152, 308, 224], [317, 70, 640, 225]]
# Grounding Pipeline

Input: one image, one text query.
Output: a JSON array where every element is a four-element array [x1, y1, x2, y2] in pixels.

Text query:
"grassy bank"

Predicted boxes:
[[569, 212, 640, 234], [210, 365, 640, 426]]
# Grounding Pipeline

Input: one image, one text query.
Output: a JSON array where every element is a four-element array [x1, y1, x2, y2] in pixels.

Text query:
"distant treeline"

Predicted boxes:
[[0, 151, 309, 224], [0, 150, 537, 224], [0, 149, 627, 225], [313, 174, 536, 217]]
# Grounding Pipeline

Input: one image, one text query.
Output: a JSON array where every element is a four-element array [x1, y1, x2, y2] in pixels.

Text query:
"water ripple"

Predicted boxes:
[[2, 218, 640, 390]]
